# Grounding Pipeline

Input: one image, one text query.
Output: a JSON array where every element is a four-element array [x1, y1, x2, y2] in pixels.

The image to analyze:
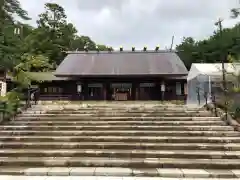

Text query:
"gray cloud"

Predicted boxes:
[[20, 0, 239, 49], [76, 0, 127, 11]]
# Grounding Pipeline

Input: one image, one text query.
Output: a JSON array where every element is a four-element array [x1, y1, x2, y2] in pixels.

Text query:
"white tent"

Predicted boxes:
[[187, 63, 240, 107]]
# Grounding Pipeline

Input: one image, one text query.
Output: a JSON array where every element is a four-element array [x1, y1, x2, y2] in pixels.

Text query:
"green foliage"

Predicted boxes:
[[176, 24, 240, 70], [0, 0, 30, 69], [1, 0, 30, 22], [17, 53, 53, 71], [0, 90, 22, 121], [0, 1, 108, 70]]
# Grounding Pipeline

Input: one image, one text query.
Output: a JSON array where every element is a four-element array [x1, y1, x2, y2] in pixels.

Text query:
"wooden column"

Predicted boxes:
[[132, 82, 136, 100], [103, 83, 107, 100], [83, 82, 88, 100], [135, 83, 139, 100]]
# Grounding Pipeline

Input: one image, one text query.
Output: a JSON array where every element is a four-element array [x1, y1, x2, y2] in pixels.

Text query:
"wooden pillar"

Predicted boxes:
[[132, 82, 136, 100], [155, 82, 161, 100], [83, 82, 88, 100], [103, 83, 107, 100], [135, 83, 139, 100]]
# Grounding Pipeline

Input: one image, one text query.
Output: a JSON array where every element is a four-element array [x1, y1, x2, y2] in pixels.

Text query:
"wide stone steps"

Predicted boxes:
[[1, 102, 239, 178], [15, 116, 220, 120], [0, 149, 240, 159], [0, 135, 240, 143], [30, 105, 197, 110], [11, 120, 225, 126], [0, 125, 233, 131], [22, 111, 213, 117], [0, 157, 240, 169], [1, 142, 240, 151], [0, 130, 238, 137]]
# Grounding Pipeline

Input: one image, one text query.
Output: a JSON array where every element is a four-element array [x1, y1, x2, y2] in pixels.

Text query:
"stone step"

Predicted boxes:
[[30, 105, 193, 109], [15, 116, 220, 121], [0, 157, 239, 169], [32, 104, 192, 107], [29, 107, 196, 111], [0, 175, 239, 180], [1, 142, 239, 151], [0, 125, 233, 131], [0, 149, 240, 159], [0, 168, 233, 178], [13, 118, 223, 123], [28, 109, 204, 114], [21, 112, 213, 118], [29, 109, 200, 113], [23, 110, 211, 115], [45, 110, 210, 113], [11, 120, 225, 126], [0, 167, 239, 178], [0, 135, 240, 143], [25, 107, 206, 111], [0, 130, 238, 137]]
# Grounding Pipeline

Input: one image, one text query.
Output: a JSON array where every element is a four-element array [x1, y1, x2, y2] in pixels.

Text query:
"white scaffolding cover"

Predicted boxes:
[[187, 63, 240, 107]]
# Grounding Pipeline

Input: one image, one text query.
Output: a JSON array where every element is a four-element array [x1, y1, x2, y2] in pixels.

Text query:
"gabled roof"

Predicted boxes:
[[55, 51, 188, 77]]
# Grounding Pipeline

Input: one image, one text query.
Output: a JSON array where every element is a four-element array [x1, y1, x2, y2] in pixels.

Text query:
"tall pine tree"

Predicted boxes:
[[0, 0, 29, 69]]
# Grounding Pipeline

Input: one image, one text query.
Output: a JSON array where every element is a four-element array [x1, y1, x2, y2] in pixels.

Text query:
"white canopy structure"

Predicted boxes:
[[187, 63, 240, 107]]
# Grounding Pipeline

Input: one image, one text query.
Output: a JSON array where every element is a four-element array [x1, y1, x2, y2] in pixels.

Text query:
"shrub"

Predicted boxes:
[[0, 90, 23, 121]]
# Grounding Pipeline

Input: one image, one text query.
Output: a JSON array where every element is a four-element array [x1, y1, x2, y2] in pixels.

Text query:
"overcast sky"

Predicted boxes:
[[19, 0, 239, 49]]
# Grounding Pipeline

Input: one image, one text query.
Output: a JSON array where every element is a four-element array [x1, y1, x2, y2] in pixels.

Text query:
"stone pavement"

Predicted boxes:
[[1, 176, 240, 180]]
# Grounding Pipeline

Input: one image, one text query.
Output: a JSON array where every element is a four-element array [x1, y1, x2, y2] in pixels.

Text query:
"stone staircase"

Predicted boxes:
[[0, 101, 240, 179]]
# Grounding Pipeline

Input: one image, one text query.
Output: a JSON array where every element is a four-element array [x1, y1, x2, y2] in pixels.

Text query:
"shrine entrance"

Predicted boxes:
[[110, 83, 132, 101]]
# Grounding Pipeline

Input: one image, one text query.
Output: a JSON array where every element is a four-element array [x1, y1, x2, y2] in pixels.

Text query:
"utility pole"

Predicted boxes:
[[170, 36, 175, 51], [215, 18, 228, 121]]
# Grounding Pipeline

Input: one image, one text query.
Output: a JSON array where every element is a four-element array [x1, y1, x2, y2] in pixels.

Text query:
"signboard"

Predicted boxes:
[[140, 83, 156, 87], [111, 83, 132, 88], [88, 83, 103, 88]]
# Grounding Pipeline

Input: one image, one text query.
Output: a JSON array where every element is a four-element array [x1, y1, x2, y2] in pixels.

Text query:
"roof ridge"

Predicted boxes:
[[65, 50, 176, 54]]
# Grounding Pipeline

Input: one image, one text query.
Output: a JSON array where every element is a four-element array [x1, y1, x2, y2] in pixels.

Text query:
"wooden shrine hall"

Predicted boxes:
[[2, 50, 188, 101]]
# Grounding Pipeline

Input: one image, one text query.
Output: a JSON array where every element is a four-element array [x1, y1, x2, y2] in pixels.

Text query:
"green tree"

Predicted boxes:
[[176, 23, 240, 69], [23, 3, 79, 65], [0, 0, 30, 69], [97, 44, 110, 51]]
